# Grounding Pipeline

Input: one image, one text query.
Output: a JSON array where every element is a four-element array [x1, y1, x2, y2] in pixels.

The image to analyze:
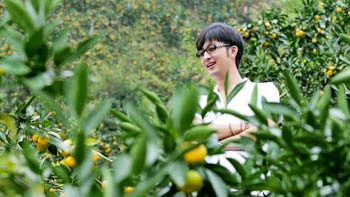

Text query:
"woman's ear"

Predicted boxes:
[[230, 45, 238, 59]]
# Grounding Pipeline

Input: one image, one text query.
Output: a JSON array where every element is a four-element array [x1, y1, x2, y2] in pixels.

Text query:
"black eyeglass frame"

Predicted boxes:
[[196, 44, 233, 58]]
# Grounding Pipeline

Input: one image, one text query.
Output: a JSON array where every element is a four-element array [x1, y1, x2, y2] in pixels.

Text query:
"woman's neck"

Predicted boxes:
[[217, 72, 243, 95]]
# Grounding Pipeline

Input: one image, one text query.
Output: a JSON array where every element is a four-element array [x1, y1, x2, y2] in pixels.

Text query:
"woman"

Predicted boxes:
[[194, 22, 280, 170]]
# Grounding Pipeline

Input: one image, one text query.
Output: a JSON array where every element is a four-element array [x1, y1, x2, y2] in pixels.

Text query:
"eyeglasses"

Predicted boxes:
[[196, 44, 232, 58]]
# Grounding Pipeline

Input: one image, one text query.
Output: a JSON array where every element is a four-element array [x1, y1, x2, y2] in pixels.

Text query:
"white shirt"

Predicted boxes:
[[198, 78, 280, 172], [198, 78, 280, 124]]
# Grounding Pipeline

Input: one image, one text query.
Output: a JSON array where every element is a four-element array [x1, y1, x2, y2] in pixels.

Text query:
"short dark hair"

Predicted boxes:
[[196, 23, 244, 69]]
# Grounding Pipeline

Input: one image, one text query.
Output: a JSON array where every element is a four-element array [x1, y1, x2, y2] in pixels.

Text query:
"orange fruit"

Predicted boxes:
[[326, 69, 333, 78], [184, 144, 207, 165], [36, 137, 49, 151], [61, 150, 70, 157], [92, 151, 99, 162], [179, 170, 203, 194], [314, 15, 320, 21], [243, 32, 249, 38], [271, 33, 277, 39], [295, 29, 304, 37], [32, 133, 39, 142], [124, 186, 134, 194], [65, 156, 76, 168], [262, 41, 269, 47], [264, 22, 271, 28], [336, 7, 342, 13]]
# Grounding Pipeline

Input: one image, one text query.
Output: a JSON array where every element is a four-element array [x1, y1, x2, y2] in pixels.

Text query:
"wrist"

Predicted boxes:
[[240, 122, 249, 131]]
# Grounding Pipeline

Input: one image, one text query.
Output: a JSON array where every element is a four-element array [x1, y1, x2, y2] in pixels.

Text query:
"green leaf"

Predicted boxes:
[[283, 71, 304, 107], [245, 176, 282, 193], [25, 27, 45, 58], [212, 108, 249, 122], [73, 131, 86, 166], [252, 131, 282, 146], [68, 35, 100, 63], [155, 104, 168, 123], [0, 60, 30, 75], [141, 89, 162, 104], [340, 34, 350, 45], [226, 158, 246, 179], [340, 56, 350, 65], [45, 0, 61, 17], [22, 72, 53, 90], [337, 85, 350, 117], [141, 89, 169, 123], [126, 102, 158, 140], [119, 122, 142, 133], [35, 92, 68, 127], [281, 125, 293, 145], [167, 161, 188, 187], [130, 167, 168, 197], [294, 134, 327, 146], [248, 103, 268, 126], [331, 67, 350, 85], [224, 71, 229, 100], [200, 92, 218, 118], [30, 0, 60, 17], [169, 85, 199, 134], [145, 141, 161, 166], [205, 169, 228, 197], [85, 138, 100, 146], [20, 141, 42, 174], [68, 65, 89, 117], [114, 154, 132, 183], [250, 83, 258, 106], [82, 100, 111, 135], [44, 18, 60, 37], [262, 102, 298, 120], [29, 0, 39, 13], [103, 168, 118, 197], [53, 29, 73, 66], [110, 109, 132, 123], [183, 125, 215, 142], [131, 135, 147, 174], [2, 26, 26, 55], [24, 0, 43, 27], [53, 46, 73, 66], [206, 164, 239, 185], [5, 0, 36, 33], [52, 165, 70, 183], [316, 85, 330, 128], [226, 80, 247, 104], [0, 113, 17, 138]]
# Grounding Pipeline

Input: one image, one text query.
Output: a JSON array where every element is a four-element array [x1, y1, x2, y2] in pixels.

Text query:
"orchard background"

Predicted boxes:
[[0, 0, 349, 196]]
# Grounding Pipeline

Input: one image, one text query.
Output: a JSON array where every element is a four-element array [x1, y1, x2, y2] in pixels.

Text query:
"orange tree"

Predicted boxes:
[[0, 1, 244, 196], [240, 0, 350, 98]]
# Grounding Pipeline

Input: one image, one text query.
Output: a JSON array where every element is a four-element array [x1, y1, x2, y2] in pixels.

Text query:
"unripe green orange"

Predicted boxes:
[[179, 170, 203, 194]]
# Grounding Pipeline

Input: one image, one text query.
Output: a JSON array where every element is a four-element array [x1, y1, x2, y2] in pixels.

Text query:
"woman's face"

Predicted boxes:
[[199, 40, 236, 80]]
